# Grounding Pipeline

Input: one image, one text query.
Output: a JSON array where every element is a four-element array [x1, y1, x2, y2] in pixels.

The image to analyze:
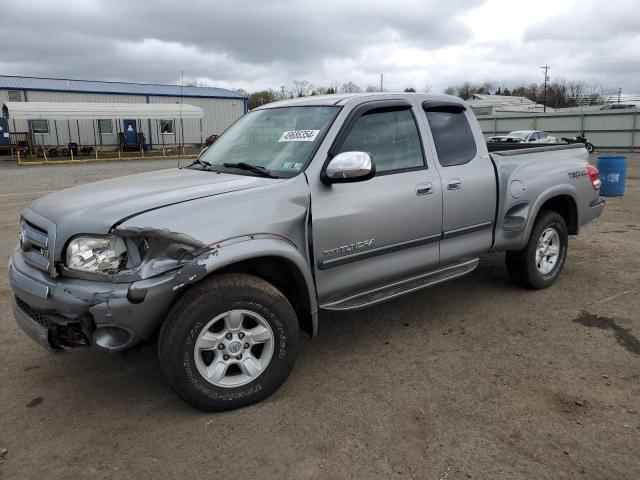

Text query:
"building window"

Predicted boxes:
[[8, 91, 21, 102], [98, 119, 113, 134], [31, 119, 49, 134], [160, 119, 174, 134]]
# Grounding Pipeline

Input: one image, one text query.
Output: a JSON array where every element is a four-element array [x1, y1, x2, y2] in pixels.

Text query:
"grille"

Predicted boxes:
[[20, 220, 51, 273], [14, 296, 90, 348], [15, 296, 54, 329]]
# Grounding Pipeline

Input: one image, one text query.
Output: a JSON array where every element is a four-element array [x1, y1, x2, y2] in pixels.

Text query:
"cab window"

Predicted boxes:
[[424, 105, 477, 167], [339, 108, 424, 173]]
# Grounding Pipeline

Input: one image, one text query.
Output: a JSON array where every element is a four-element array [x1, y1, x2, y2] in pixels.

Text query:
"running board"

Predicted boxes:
[[320, 258, 480, 311]]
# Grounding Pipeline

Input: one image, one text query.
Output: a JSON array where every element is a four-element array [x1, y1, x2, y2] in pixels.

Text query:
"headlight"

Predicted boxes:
[[66, 236, 127, 273]]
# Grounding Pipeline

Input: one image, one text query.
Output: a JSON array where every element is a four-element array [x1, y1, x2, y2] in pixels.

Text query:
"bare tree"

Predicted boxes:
[[478, 82, 493, 95], [583, 83, 604, 105], [422, 84, 432, 94], [290, 80, 313, 97], [248, 90, 279, 110], [365, 84, 379, 92], [456, 82, 475, 100], [443, 86, 456, 95], [340, 81, 363, 93]]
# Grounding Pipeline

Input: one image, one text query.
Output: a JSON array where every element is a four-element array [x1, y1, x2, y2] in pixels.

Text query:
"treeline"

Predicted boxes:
[[443, 80, 606, 108], [240, 80, 431, 110], [224, 78, 609, 110]]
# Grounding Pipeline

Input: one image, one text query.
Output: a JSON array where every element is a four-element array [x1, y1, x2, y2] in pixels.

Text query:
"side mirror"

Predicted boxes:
[[322, 151, 375, 184]]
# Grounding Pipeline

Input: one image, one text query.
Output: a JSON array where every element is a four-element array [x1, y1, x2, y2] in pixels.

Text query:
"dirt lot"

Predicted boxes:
[[0, 154, 638, 480]]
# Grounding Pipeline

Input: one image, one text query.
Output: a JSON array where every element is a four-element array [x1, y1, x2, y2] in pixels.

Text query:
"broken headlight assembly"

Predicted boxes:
[[66, 235, 127, 273]]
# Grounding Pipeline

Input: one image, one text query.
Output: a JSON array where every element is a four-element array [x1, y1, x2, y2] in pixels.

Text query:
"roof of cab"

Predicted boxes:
[[254, 92, 465, 110]]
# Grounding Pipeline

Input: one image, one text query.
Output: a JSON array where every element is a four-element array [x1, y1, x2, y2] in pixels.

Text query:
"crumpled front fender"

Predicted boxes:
[[171, 235, 319, 335]]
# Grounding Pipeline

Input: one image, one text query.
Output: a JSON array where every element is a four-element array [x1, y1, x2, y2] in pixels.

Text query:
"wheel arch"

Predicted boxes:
[[538, 194, 579, 234], [172, 236, 318, 337], [524, 187, 579, 243]]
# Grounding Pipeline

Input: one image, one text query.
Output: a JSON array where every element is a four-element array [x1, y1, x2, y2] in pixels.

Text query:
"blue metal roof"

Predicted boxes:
[[0, 75, 246, 99]]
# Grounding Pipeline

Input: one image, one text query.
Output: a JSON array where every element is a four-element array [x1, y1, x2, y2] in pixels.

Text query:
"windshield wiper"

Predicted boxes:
[[185, 157, 212, 169], [222, 162, 278, 178]]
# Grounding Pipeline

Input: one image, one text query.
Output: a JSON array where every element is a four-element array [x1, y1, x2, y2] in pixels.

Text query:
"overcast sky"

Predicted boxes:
[[1, 0, 638, 95]]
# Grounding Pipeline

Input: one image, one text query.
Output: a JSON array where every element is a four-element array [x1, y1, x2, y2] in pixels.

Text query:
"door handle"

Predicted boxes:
[[447, 178, 462, 190], [416, 182, 433, 195]]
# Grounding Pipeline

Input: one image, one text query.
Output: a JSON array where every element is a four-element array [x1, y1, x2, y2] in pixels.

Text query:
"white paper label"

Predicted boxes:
[[278, 129, 320, 142], [3, 133, 8, 138]]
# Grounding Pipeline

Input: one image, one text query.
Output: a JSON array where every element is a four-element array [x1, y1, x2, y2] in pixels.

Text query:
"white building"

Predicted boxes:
[[466, 94, 553, 116], [0, 75, 247, 151]]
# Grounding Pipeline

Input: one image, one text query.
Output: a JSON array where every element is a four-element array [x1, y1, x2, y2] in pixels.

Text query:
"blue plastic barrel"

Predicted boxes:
[[597, 156, 627, 196]]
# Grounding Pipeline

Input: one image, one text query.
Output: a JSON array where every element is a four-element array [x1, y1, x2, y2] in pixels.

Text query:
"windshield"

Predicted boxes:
[[508, 131, 530, 139], [198, 106, 339, 177]]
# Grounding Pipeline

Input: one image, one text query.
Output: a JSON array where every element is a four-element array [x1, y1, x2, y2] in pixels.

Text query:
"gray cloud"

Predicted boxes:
[[0, 0, 638, 94]]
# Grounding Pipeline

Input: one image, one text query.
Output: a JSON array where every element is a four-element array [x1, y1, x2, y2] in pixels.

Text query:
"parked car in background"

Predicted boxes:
[[600, 103, 637, 110], [489, 130, 559, 144]]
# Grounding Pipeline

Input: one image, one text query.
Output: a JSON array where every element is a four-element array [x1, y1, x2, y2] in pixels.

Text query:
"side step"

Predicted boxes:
[[320, 258, 479, 311]]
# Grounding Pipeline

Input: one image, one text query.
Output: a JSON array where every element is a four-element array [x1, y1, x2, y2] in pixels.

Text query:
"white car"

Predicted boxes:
[[489, 130, 558, 144]]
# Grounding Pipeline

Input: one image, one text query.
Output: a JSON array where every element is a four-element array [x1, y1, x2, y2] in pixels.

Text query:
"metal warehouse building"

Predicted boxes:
[[0, 75, 247, 152]]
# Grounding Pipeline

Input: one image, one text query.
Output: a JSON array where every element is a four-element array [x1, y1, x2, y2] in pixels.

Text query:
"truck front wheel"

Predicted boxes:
[[505, 210, 568, 289], [158, 273, 299, 411]]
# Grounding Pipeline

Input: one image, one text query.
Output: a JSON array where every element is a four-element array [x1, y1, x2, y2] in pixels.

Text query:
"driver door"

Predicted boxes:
[[308, 101, 443, 305]]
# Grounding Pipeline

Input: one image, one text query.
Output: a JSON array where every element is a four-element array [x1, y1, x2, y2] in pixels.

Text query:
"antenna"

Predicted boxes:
[[178, 70, 184, 168]]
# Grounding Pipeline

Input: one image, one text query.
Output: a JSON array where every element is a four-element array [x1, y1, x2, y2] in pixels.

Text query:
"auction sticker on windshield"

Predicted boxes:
[[278, 130, 320, 142]]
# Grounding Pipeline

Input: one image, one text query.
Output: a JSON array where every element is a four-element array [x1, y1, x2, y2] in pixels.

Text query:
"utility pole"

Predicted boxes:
[[618, 88, 622, 103], [280, 85, 286, 100], [380, 73, 384, 92], [540, 65, 550, 112]]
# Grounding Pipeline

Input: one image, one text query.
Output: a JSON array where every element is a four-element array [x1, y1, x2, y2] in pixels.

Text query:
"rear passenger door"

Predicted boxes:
[[422, 102, 497, 265]]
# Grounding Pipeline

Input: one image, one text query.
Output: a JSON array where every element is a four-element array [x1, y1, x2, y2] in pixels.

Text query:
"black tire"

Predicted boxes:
[[158, 273, 299, 411], [505, 210, 568, 289], [586, 142, 595, 153]]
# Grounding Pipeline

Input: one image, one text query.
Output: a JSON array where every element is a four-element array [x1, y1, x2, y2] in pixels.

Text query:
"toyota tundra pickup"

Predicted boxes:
[[8, 93, 605, 410]]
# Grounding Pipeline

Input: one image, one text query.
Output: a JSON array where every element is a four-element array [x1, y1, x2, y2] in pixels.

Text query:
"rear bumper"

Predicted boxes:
[[8, 247, 179, 352]]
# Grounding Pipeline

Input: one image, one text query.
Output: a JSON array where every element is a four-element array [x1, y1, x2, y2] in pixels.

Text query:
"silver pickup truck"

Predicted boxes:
[[8, 93, 605, 410]]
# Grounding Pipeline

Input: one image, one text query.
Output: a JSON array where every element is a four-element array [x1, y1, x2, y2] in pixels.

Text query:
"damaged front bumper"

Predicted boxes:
[[8, 247, 179, 352]]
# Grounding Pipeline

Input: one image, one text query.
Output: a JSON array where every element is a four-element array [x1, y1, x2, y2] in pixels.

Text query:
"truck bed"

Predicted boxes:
[[489, 143, 599, 252]]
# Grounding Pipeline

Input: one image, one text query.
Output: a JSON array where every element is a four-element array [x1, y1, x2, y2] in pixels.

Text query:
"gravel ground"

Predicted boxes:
[[0, 154, 638, 480]]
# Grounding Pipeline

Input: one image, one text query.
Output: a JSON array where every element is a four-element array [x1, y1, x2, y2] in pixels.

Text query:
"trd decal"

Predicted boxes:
[[568, 170, 588, 180]]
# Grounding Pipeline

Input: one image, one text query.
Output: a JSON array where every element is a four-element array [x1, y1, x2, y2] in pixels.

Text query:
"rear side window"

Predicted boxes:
[[339, 108, 424, 173], [424, 106, 477, 167]]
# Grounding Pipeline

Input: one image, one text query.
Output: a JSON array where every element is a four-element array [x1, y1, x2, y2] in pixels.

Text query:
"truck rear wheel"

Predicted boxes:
[[158, 273, 299, 411], [506, 210, 568, 289]]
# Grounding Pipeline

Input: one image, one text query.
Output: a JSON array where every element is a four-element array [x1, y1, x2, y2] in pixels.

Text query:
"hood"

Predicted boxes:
[[29, 167, 282, 235]]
